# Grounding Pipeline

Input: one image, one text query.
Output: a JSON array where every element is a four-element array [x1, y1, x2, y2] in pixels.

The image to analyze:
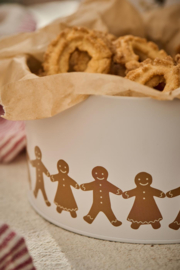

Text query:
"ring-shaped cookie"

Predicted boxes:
[[43, 27, 112, 75], [113, 35, 167, 72], [126, 56, 180, 92], [68, 31, 116, 72]]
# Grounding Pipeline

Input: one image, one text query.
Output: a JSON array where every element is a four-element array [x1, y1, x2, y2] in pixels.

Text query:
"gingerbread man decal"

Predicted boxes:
[[80, 166, 122, 226], [29, 146, 51, 206], [123, 172, 165, 230], [166, 187, 180, 230], [50, 160, 79, 218]]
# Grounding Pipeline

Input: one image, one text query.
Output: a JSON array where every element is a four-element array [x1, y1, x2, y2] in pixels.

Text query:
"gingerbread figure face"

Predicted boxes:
[[92, 166, 108, 181], [35, 146, 42, 160], [57, 160, 69, 174], [135, 172, 152, 187]]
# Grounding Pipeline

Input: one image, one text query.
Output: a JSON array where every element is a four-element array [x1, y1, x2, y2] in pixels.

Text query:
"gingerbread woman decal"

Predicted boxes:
[[50, 159, 79, 218], [123, 172, 165, 229], [166, 187, 180, 230], [29, 146, 51, 206], [80, 166, 122, 226]]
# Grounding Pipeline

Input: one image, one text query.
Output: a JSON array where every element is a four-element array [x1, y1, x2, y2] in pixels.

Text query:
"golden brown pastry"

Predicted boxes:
[[68, 30, 116, 72], [126, 55, 180, 92], [113, 35, 167, 74], [43, 27, 112, 75]]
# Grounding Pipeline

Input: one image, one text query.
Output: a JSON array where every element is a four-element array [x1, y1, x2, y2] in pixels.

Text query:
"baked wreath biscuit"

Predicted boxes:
[[126, 55, 180, 92], [68, 31, 116, 72], [94, 30, 116, 52], [43, 27, 112, 75], [113, 35, 167, 73]]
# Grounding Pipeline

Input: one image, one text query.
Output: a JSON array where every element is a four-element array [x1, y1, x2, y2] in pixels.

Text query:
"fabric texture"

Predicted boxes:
[[0, 223, 35, 270], [0, 4, 36, 163], [0, 106, 26, 163]]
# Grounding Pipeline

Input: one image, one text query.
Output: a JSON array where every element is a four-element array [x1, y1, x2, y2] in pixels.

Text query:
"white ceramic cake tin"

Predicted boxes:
[[26, 96, 180, 244]]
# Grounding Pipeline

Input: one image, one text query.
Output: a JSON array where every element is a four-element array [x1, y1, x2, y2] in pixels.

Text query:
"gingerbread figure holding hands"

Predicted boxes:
[[29, 146, 51, 206], [166, 187, 180, 230], [50, 160, 79, 218], [123, 172, 165, 230], [80, 166, 122, 226]]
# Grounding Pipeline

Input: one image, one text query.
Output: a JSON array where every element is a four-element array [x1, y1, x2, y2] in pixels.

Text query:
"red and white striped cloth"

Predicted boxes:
[[0, 106, 26, 163], [0, 5, 36, 163], [0, 4, 36, 38], [0, 224, 36, 270]]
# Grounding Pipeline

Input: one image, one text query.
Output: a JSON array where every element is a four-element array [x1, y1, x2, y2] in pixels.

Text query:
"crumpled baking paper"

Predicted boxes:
[[144, 3, 180, 56], [0, 0, 179, 121]]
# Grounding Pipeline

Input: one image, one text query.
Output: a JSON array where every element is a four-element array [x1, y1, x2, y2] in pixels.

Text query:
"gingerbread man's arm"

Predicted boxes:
[[50, 173, 59, 182], [80, 182, 95, 191], [68, 176, 79, 189], [151, 187, 165, 198], [166, 187, 180, 198], [41, 162, 50, 177], [29, 159, 37, 167], [122, 188, 137, 199], [107, 182, 122, 195]]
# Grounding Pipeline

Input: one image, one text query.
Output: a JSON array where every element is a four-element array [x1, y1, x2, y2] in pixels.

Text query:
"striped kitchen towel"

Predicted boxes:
[[0, 4, 36, 38], [0, 106, 26, 163], [0, 224, 36, 270], [0, 4, 36, 163]]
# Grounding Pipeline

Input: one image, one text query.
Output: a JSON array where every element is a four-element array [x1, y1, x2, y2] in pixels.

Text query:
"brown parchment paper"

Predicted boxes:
[[0, 0, 179, 121], [144, 3, 180, 56]]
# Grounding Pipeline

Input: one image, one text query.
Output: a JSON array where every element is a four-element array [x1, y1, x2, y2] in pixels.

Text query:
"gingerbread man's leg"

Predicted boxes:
[[103, 207, 122, 227], [56, 206, 63, 214], [83, 204, 100, 224], [40, 185, 51, 207], [151, 221, 161, 229], [131, 222, 141, 230], [70, 210, 77, 218], [33, 183, 39, 198], [169, 211, 180, 230]]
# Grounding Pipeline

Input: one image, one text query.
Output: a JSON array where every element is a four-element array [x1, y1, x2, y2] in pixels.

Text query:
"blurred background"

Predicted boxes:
[[0, 0, 78, 4], [0, 0, 180, 40], [0, 0, 179, 38]]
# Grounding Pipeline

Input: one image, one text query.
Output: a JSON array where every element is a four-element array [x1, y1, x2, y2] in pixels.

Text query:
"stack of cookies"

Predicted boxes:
[[42, 27, 180, 93]]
